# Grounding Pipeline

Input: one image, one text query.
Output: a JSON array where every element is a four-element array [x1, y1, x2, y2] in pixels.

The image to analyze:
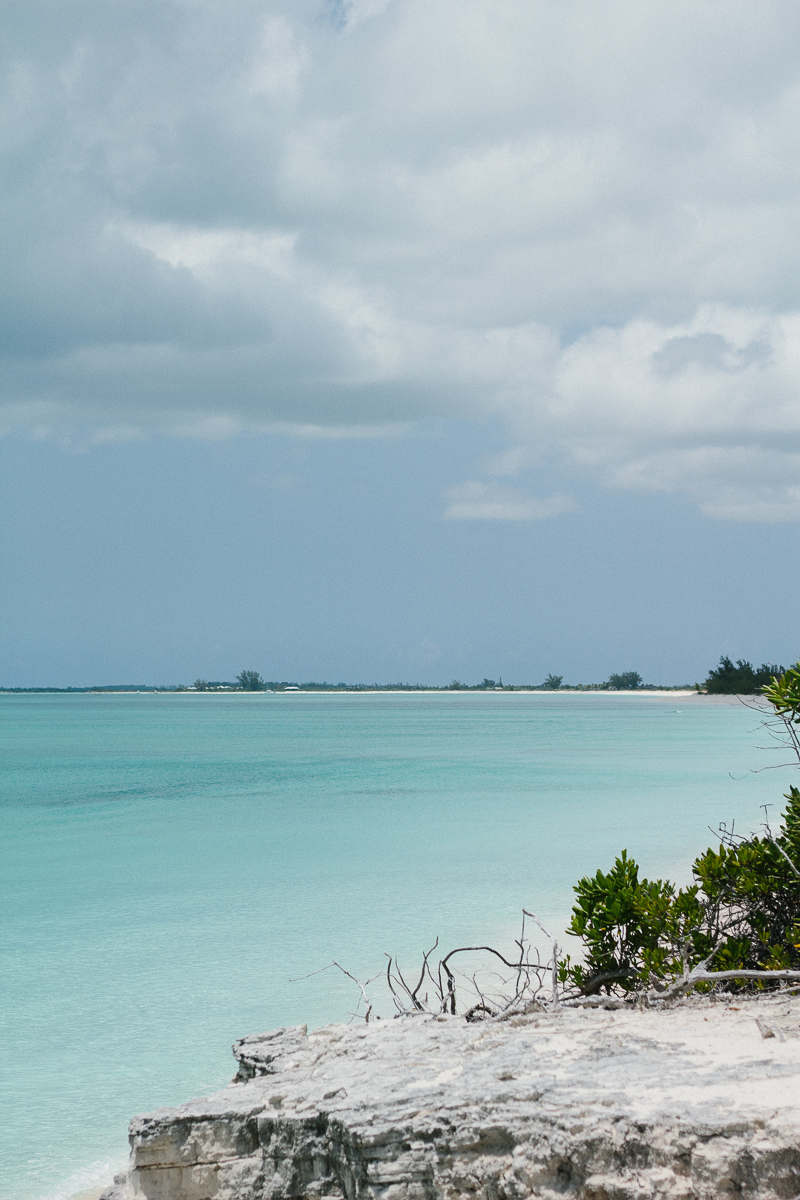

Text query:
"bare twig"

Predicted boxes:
[[646, 956, 800, 1005], [331, 962, 379, 1013], [291, 961, 382, 1021], [772, 840, 800, 878], [410, 940, 439, 1005]]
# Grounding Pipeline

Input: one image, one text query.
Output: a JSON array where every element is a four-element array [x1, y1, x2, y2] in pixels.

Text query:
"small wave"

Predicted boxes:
[[35, 1158, 125, 1200]]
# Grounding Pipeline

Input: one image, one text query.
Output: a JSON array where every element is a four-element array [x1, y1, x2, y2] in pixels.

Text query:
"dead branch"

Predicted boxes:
[[410, 940, 439, 1005], [291, 961, 383, 1021], [771, 840, 800, 878], [331, 961, 377, 1014], [690, 967, 800, 984], [464, 1002, 498, 1021], [440, 957, 457, 1014], [647, 958, 800, 1005], [439, 945, 529, 973], [582, 966, 640, 995]]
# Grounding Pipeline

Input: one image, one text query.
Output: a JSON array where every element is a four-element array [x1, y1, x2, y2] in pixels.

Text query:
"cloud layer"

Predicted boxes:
[[443, 482, 577, 522], [3, 0, 800, 515]]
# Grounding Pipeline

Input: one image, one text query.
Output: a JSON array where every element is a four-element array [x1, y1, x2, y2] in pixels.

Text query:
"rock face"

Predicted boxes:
[[124, 995, 800, 1200]]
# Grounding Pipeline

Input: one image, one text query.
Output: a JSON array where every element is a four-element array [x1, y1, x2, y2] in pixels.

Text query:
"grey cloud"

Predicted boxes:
[[651, 334, 772, 377], [4, 1, 800, 514], [608, 446, 800, 522]]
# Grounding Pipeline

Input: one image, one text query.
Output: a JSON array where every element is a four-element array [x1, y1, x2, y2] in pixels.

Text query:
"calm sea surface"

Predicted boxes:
[[0, 692, 788, 1200]]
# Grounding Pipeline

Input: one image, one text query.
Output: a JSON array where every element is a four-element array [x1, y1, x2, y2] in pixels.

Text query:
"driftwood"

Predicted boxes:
[[324, 939, 800, 1020], [299, 917, 800, 1023], [302, 932, 800, 1021], [648, 961, 800, 1004], [302, 912, 570, 1022], [382, 911, 566, 1018]]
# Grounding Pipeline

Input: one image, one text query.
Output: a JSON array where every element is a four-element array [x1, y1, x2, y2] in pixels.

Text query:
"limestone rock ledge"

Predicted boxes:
[[121, 995, 800, 1200]]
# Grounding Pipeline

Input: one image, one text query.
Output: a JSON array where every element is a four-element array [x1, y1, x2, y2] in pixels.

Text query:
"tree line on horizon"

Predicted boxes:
[[196, 670, 653, 692], [194, 658, 788, 694], [186, 667, 663, 692], [1, 657, 791, 694]]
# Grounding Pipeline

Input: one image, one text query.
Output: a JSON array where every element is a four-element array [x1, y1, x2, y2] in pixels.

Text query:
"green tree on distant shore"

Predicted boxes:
[[542, 674, 563, 689], [703, 656, 784, 694], [236, 670, 266, 691], [606, 671, 642, 689]]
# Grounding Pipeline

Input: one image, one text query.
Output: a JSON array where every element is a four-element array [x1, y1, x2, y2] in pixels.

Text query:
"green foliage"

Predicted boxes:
[[563, 657, 800, 995], [236, 669, 266, 691], [194, 679, 208, 691], [606, 671, 642, 689], [562, 788, 800, 994], [561, 852, 706, 993], [481, 678, 496, 689], [543, 674, 563, 689], [692, 787, 800, 972], [703, 656, 783, 694], [763, 663, 800, 721], [563, 852, 667, 992]]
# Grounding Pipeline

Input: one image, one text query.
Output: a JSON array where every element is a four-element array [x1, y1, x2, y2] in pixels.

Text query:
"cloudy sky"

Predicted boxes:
[[2, 0, 799, 686]]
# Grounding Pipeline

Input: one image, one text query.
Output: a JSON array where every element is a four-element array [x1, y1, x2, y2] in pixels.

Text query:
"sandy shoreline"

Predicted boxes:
[[81, 691, 738, 700], [178, 689, 753, 701], [8, 688, 763, 699]]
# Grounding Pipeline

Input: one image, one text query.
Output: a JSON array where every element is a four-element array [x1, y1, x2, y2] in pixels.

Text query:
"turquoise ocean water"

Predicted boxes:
[[0, 691, 788, 1200]]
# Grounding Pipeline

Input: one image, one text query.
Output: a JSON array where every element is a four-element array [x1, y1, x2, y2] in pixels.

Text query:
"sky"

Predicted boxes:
[[2, 0, 800, 687]]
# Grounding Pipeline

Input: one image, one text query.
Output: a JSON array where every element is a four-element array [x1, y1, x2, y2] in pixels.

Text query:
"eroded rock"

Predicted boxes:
[[122, 995, 800, 1200]]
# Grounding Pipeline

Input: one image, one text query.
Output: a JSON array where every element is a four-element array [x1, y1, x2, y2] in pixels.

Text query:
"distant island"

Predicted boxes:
[[0, 657, 787, 696], [0, 682, 694, 693]]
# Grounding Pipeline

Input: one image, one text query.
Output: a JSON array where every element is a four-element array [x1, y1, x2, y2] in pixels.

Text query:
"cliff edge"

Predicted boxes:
[[113, 994, 800, 1200]]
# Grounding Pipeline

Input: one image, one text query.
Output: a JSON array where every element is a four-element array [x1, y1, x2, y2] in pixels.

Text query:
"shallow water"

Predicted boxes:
[[0, 691, 787, 1200]]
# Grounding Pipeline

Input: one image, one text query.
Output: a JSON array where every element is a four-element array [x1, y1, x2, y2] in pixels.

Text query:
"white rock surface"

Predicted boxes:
[[120, 995, 800, 1200]]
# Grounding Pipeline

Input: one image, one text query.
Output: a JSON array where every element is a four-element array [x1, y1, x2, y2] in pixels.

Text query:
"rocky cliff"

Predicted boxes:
[[110, 994, 800, 1200]]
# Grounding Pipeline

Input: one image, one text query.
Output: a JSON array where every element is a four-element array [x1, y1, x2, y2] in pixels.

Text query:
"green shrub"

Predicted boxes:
[[559, 852, 707, 993], [562, 661, 800, 995], [561, 786, 800, 994]]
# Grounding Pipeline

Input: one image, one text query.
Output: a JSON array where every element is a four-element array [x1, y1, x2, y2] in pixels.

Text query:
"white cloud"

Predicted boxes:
[[443, 482, 577, 522], [116, 223, 299, 274], [248, 16, 309, 102], [504, 305, 800, 516], [4, 0, 800, 515]]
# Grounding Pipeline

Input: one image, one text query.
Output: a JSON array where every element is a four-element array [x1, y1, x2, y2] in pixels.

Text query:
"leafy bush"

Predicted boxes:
[[693, 791, 800, 970], [763, 662, 800, 723], [562, 660, 800, 995], [561, 787, 800, 994]]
